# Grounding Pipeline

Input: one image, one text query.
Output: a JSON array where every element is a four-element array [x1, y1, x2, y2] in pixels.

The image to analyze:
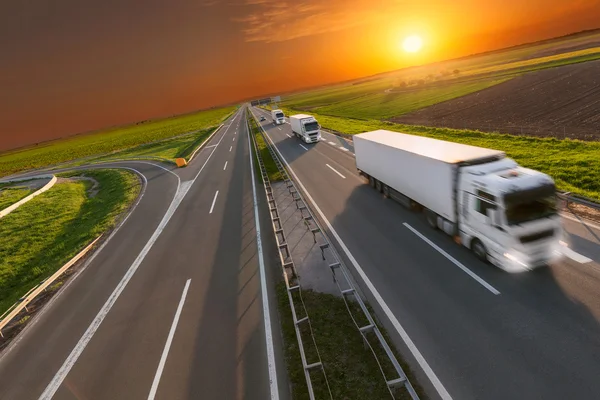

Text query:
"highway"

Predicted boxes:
[[0, 108, 288, 400], [252, 106, 600, 400]]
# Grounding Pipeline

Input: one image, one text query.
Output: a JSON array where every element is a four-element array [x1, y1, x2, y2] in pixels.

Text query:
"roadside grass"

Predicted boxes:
[[91, 127, 217, 164], [315, 78, 510, 120], [0, 169, 140, 314], [0, 106, 235, 178], [247, 111, 283, 182], [276, 284, 425, 399], [279, 108, 600, 202], [0, 188, 32, 210]]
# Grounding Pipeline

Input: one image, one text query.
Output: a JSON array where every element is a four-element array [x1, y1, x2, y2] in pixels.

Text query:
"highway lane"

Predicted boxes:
[[0, 108, 287, 400], [256, 108, 600, 264], [252, 106, 600, 400]]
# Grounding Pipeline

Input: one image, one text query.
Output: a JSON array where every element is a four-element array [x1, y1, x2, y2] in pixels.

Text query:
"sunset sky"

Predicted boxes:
[[1, 0, 599, 151]]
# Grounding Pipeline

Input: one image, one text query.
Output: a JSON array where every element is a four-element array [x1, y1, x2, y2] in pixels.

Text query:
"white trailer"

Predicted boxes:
[[289, 114, 321, 144], [354, 129, 566, 272], [271, 109, 285, 125]]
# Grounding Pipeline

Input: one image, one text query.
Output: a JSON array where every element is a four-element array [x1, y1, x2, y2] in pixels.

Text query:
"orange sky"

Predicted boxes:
[[1, 0, 599, 151]]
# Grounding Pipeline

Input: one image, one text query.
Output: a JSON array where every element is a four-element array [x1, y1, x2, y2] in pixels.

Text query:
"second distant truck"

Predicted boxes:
[[271, 109, 285, 125], [289, 114, 321, 144]]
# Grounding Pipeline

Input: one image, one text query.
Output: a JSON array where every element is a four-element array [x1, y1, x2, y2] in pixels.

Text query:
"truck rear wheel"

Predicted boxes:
[[375, 180, 382, 193], [369, 176, 375, 188], [383, 185, 390, 198], [425, 208, 438, 229], [471, 239, 488, 262]]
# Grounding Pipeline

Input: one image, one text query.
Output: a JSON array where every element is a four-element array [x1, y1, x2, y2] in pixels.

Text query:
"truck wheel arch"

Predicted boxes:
[[471, 238, 488, 262]]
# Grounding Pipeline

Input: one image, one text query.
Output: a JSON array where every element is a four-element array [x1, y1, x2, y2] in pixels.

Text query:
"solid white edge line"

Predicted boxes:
[[147, 279, 191, 400], [325, 163, 346, 179], [561, 212, 600, 231], [250, 109, 453, 400], [403, 223, 500, 295], [209, 190, 219, 214], [299, 144, 308, 151], [38, 112, 238, 400], [224, 161, 228, 171], [247, 112, 280, 400]]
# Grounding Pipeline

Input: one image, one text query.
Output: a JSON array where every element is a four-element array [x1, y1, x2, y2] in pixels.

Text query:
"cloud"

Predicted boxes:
[[234, 0, 398, 42], [200, 0, 219, 6]]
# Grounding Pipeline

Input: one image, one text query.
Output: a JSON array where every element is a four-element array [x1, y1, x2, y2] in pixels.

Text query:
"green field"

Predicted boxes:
[[278, 108, 600, 202], [0, 169, 140, 314], [0, 106, 236, 178], [0, 188, 32, 210], [315, 78, 510, 120]]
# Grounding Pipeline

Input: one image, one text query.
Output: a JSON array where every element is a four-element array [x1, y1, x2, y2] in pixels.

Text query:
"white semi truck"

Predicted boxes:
[[354, 129, 566, 272], [289, 114, 321, 144], [271, 109, 285, 125]]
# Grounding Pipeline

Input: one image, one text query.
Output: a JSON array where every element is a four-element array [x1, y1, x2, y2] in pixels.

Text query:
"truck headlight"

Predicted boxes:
[[504, 252, 528, 267]]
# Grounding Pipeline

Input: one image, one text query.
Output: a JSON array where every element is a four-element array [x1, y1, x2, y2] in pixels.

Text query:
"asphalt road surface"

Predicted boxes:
[[252, 106, 600, 400], [0, 108, 288, 400]]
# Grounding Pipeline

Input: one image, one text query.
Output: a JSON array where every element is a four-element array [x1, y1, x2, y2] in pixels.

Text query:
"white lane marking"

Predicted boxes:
[[233, 137, 235, 142], [403, 223, 500, 295], [299, 144, 308, 151], [247, 117, 280, 400], [147, 279, 191, 400], [320, 137, 327, 141], [204, 144, 217, 148], [340, 147, 349, 152], [328, 141, 337, 146], [229, 146, 233, 152], [251, 110, 453, 400], [562, 247, 593, 264], [209, 190, 219, 214], [223, 161, 228, 171], [38, 113, 239, 400], [286, 134, 291, 138], [277, 127, 281, 130], [325, 164, 346, 179]]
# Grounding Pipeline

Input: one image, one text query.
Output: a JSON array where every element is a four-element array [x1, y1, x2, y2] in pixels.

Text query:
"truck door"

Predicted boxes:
[[469, 190, 503, 259]]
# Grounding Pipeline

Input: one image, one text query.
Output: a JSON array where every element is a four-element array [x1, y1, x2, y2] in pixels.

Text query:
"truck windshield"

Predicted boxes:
[[504, 195, 557, 226], [303, 121, 319, 132], [276, 112, 284, 118]]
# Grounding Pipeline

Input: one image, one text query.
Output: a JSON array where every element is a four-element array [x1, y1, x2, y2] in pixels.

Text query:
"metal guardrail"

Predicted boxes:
[[558, 192, 600, 211], [250, 109, 420, 399], [0, 235, 102, 338], [247, 113, 333, 399]]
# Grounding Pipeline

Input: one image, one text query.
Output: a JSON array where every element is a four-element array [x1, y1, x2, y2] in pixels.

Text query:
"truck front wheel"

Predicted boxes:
[[425, 208, 438, 229], [471, 239, 488, 262]]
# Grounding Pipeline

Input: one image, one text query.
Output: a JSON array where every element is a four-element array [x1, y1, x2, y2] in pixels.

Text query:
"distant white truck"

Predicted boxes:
[[289, 114, 321, 144], [271, 109, 285, 125], [354, 129, 566, 272]]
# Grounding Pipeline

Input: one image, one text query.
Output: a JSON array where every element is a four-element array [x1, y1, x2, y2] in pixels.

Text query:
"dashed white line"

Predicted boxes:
[[299, 144, 309, 151], [325, 163, 346, 179], [328, 141, 337, 146], [277, 127, 281, 130], [403, 223, 500, 295], [229, 146, 232, 152], [340, 147, 349, 152], [147, 279, 191, 400], [562, 247, 593, 264], [209, 190, 219, 214], [286, 134, 291, 138], [233, 137, 235, 142], [223, 161, 228, 171]]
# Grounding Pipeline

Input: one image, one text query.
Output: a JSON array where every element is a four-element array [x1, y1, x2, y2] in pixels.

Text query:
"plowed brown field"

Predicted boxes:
[[392, 61, 600, 141]]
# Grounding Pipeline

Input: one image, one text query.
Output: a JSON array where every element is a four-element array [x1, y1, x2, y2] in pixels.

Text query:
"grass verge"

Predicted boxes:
[[276, 284, 426, 399], [279, 107, 600, 202], [247, 111, 283, 182], [0, 188, 32, 210], [0, 169, 140, 314], [0, 106, 236, 178]]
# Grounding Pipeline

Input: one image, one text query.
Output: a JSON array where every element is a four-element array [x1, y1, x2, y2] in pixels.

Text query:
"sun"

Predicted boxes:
[[402, 35, 423, 53]]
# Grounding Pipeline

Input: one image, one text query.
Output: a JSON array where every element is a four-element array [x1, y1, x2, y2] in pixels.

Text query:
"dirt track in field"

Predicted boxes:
[[391, 60, 600, 141]]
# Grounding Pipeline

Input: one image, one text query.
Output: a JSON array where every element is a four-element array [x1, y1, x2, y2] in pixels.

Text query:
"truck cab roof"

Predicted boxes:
[[355, 129, 505, 165]]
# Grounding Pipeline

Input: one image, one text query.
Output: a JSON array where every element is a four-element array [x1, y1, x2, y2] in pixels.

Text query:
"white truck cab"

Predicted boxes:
[[457, 158, 565, 272], [289, 114, 321, 144], [271, 109, 285, 125]]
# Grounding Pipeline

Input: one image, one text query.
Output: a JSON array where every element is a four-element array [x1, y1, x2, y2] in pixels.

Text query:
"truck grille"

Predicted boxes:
[[519, 229, 554, 244]]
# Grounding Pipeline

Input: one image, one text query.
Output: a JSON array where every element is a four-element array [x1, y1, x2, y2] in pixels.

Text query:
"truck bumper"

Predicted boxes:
[[497, 246, 564, 273]]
